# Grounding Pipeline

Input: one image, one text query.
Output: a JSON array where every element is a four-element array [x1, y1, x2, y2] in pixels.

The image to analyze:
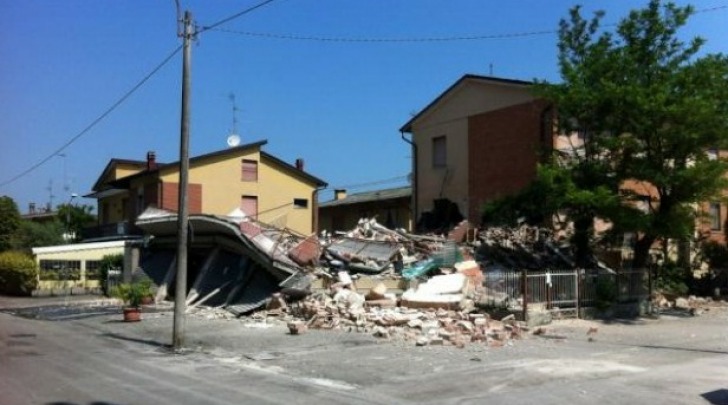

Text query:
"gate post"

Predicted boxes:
[[521, 268, 528, 322]]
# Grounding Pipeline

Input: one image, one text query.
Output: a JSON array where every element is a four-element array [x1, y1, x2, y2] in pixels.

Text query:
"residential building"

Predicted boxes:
[[32, 240, 128, 295], [400, 74, 553, 229], [85, 140, 327, 237], [319, 186, 412, 232]]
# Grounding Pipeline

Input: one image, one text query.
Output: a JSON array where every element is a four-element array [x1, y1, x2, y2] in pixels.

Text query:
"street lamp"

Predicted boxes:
[[65, 193, 78, 243]]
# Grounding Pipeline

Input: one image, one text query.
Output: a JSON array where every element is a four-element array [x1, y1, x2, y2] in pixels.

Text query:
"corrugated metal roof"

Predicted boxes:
[[319, 186, 411, 208]]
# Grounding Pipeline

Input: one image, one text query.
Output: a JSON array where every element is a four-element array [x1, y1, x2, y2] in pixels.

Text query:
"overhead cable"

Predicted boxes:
[[208, 4, 727, 43], [0, 45, 183, 188], [197, 0, 278, 34]]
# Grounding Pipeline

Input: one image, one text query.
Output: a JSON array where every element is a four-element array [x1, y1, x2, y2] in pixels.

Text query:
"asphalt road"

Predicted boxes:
[[1, 297, 727, 405]]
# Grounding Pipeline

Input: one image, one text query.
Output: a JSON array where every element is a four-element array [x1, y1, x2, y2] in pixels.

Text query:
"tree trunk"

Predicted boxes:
[[632, 234, 657, 270], [572, 216, 593, 268]]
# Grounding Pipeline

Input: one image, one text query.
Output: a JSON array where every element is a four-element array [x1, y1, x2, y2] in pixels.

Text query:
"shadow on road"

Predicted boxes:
[[101, 332, 171, 350], [701, 388, 728, 404], [47, 402, 124, 405]]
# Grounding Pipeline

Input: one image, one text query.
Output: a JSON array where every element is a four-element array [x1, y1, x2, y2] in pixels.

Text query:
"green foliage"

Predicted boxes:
[[100, 254, 124, 296], [0, 196, 22, 252], [594, 277, 617, 311], [699, 241, 728, 269], [530, 0, 728, 269], [0, 251, 38, 296], [10, 220, 64, 252], [655, 262, 690, 296], [56, 204, 96, 243], [110, 277, 152, 308]]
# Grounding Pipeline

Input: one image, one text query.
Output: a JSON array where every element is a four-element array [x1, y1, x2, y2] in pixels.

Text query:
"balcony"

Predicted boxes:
[[81, 221, 143, 240]]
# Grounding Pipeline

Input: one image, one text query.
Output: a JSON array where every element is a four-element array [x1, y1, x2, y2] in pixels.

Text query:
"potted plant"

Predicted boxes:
[[111, 277, 153, 322]]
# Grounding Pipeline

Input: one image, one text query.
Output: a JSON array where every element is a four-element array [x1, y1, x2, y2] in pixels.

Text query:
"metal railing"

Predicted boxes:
[[481, 268, 652, 318]]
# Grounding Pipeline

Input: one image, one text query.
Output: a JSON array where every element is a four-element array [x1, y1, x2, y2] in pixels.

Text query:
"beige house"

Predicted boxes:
[[400, 74, 551, 229], [86, 140, 327, 237]]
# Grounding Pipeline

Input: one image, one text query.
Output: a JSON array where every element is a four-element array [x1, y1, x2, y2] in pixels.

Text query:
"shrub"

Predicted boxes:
[[0, 251, 38, 296], [655, 262, 690, 296], [595, 277, 617, 311], [111, 277, 152, 308]]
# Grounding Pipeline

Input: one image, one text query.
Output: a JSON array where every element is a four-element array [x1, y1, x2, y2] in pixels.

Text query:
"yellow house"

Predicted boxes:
[[85, 140, 327, 237]]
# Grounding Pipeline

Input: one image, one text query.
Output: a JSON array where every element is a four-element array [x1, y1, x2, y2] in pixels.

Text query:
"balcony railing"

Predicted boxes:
[[81, 221, 143, 240]]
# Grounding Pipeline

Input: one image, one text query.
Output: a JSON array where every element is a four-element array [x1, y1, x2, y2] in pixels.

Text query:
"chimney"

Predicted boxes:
[[295, 158, 304, 171], [334, 189, 347, 201], [29, 202, 36, 214], [146, 151, 157, 170]]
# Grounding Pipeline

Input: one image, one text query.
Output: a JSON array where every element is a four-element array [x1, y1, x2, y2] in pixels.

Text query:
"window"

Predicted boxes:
[[432, 136, 446, 168], [709, 202, 721, 231], [39, 260, 81, 281], [242, 159, 258, 182], [241, 195, 258, 218], [85, 260, 101, 280], [293, 198, 308, 209]]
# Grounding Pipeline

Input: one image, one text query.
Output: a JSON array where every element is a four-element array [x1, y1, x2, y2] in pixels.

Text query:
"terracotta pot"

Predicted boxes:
[[123, 307, 142, 322]]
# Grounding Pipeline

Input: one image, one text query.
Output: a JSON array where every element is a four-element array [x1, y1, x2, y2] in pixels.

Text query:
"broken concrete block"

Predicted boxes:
[[288, 234, 322, 266], [417, 273, 467, 295], [674, 297, 690, 309], [365, 282, 388, 301], [287, 321, 307, 335], [416, 336, 429, 346], [373, 326, 390, 338], [407, 319, 424, 329]]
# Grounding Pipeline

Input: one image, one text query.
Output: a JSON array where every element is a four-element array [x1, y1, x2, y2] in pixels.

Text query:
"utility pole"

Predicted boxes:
[[173, 9, 193, 351]]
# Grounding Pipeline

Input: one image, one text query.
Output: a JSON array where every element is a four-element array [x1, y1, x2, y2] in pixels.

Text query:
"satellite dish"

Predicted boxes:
[[227, 134, 241, 147]]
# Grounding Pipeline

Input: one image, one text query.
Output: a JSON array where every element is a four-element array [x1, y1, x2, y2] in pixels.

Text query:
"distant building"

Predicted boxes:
[[319, 186, 412, 232]]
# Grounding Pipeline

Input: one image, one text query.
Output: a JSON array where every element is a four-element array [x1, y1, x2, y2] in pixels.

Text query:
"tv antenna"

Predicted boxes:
[[227, 93, 241, 147], [46, 179, 55, 210]]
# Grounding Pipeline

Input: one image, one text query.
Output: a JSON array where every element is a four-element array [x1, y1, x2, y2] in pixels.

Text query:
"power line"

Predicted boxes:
[[0, 45, 183, 189], [324, 175, 410, 191], [208, 3, 727, 43], [198, 0, 278, 34], [210, 28, 559, 42]]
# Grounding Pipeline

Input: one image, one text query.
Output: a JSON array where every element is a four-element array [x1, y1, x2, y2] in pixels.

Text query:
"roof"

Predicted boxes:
[[399, 74, 533, 133], [319, 186, 411, 208], [260, 151, 327, 188], [98, 139, 327, 190], [91, 158, 148, 192]]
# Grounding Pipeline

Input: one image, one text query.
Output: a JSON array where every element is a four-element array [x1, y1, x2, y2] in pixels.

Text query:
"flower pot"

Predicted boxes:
[[123, 307, 142, 322]]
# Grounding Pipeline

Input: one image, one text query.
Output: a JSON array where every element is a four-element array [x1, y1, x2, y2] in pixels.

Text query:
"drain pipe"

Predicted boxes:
[[400, 130, 417, 231]]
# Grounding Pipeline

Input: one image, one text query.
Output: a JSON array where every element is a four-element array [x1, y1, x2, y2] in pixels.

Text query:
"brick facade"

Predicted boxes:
[[160, 182, 202, 214], [467, 100, 551, 222]]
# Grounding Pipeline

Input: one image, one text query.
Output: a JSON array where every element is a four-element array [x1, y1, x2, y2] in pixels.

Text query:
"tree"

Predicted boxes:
[[56, 204, 96, 242], [536, 0, 728, 269], [11, 220, 65, 252], [0, 196, 22, 252]]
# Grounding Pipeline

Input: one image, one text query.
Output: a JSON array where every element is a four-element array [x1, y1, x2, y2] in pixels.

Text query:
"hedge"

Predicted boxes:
[[0, 251, 38, 296]]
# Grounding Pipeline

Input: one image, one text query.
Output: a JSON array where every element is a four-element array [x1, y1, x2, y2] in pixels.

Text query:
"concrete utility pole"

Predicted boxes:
[[173, 9, 193, 351]]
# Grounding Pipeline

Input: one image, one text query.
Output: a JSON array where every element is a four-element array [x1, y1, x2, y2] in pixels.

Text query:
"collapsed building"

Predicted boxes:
[[130, 207, 624, 346]]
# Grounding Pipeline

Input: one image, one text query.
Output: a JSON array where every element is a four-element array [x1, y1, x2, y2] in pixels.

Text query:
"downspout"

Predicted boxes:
[[400, 130, 417, 231], [312, 184, 327, 235]]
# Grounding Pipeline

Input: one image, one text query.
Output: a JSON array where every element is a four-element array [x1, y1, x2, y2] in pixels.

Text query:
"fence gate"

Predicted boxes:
[[524, 270, 580, 317]]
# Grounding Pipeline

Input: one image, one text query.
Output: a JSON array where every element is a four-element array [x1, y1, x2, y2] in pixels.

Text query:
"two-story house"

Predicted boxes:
[[400, 74, 554, 230], [85, 140, 327, 237]]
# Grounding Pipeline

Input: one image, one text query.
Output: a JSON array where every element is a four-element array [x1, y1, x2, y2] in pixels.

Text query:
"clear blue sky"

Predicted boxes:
[[1, 0, 726, 214]]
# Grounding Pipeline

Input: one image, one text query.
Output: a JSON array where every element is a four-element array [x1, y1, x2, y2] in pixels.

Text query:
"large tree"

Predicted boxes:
[[537, 0, 728, 269], [56, 204, 96, 243], [0, 196, 22, 252]]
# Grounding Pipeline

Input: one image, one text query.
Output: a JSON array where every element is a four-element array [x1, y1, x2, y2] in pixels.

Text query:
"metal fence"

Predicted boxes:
[[481, 268, 651, 318], [106, 268, 123, 293]]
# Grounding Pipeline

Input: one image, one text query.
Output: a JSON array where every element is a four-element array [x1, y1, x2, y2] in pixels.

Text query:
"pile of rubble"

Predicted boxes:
[[261, 274, 526, 348], [652, 293, 728, 316]]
